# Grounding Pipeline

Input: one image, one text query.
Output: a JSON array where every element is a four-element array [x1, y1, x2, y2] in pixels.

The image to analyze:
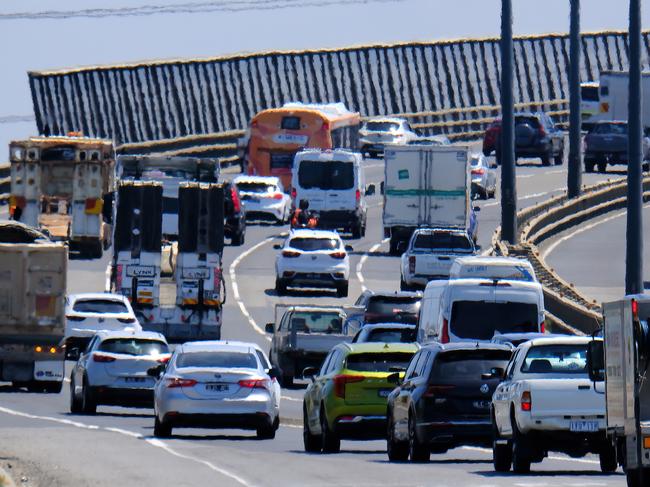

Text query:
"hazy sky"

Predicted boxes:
[[0, 0, 647, 146]]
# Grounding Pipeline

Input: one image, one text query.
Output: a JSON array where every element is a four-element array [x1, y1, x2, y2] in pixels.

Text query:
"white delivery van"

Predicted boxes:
[[449, 256, 537, 282], [416, 278, 545, 344], [292, 149, 369, 238]]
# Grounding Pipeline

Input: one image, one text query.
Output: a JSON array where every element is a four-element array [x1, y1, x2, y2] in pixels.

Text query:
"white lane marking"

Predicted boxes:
[[541, 203, 650, 260], [517, 169, 564, 179], [229, 235, 283, 341], [0, 405, 254, 487], [461, 446, 599, 465], [356, 238, 389, 292], [280, 423, 302, 429], [481, 188, 566, 208], [280, 395, 302, 402]]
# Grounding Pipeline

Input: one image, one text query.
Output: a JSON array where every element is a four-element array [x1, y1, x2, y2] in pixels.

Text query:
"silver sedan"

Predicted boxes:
[[152, 340, 281, 439], [470, 152, 497, 199]]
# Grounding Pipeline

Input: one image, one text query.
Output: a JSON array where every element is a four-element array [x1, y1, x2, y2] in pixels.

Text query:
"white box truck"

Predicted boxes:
[[382, 145, 476, 255], [598, 71, 650, 128]]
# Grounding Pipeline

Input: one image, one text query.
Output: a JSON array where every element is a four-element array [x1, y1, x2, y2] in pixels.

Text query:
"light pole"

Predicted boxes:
[[567, 0, 582, 198]]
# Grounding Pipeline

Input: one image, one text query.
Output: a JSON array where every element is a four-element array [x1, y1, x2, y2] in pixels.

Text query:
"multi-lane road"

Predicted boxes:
[[0, 158, 631, 486]]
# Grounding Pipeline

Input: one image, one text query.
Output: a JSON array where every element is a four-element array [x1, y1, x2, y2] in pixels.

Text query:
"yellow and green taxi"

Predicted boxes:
[[302, 342, 419, 453]]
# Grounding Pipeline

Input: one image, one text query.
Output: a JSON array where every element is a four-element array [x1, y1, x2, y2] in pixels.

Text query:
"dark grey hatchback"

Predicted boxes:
[[386, 342, 513, 462]]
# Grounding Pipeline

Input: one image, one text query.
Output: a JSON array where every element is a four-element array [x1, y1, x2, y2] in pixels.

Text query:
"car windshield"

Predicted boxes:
[[98, 339, 168, 356], [73, 299, 129, 314], [176, 351, 258, 369], [412, 232, 473, 251], [450, 301, 538, 340], [237, 182, 277, 194], [288, 312, 343, 334], [592, 123, 628, 135], [365, 121, 400, 132], [297, 160, 354, 190], [364, 328, 417, 343], [289, 237, 340, 251], [346, 352, 415, 372], [430, 350, 512, 383], [521, 344, 588, 374], [366, 297, 421, 324]]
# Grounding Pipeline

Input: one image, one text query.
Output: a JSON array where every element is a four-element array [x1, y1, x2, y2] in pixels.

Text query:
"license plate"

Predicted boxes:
[[378, 389, 392, 398], [206, 383, 230, 392], [124, 377, 146, 383], [243, 196, 260, 202], [569, 420, 598, 433]]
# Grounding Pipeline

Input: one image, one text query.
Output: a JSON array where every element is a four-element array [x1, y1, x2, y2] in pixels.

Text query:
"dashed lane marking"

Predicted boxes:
[[481, 189, 566, 208], [461, 446, 599, 465], [356, 238, 389, 292]]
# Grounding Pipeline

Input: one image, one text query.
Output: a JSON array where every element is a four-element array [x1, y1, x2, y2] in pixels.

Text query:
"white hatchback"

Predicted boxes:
[[234, 175, 291, 224], [274, 229, 351, 297], [64, 293, 142, 353]]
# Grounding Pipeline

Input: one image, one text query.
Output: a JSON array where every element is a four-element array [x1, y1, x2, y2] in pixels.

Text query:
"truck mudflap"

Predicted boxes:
[[137, 306, 222, 342]]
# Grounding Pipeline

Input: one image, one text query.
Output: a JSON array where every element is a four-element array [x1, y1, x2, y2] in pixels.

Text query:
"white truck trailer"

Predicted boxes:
[[0, 222, 67, 392], [382, 144, 476, 255], [595, 71, 650, 128]]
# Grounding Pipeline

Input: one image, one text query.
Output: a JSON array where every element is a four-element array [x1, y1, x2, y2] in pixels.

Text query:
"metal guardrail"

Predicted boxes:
[[492, 176, 650, 335]]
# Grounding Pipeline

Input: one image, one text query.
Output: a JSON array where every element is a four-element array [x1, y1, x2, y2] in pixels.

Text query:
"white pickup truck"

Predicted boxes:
[[399, 227, 475, 290], [491, 336, 616, 474]]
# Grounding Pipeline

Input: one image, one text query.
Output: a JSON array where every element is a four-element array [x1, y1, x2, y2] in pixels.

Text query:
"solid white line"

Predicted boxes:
[[0, 405, 255, 487], [461, 446, 599, 465], [481, 188, 566, 208], [229, 235, 283, 341], [356, 238, 389, 292], [541, 203, 650, 260]]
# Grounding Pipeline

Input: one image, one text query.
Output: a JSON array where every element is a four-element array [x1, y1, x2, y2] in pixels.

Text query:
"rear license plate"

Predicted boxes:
[[378, 389, 392, 398], [569, 420, 598, 433], [124, 377, 146, 383], [206, 383, 230, 392]]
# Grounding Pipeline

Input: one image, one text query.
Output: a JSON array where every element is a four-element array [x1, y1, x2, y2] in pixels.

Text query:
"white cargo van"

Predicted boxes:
[[449, 256, 537, 282], [291, 149, 369, 238], [416, 278, 545, 343]]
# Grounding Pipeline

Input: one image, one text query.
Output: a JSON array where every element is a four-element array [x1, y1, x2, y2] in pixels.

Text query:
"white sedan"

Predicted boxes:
[[274, 229, 351, 297], [152, 341, 281, 439], [470, 152, 497, 199], [64, 293, 142, 353], [233, 175, 291, 224]]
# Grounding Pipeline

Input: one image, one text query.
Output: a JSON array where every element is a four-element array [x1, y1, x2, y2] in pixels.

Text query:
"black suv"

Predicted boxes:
[[222, 180, 246, 245], [496, 112, 564, 166], [386, 343, 512, 462]]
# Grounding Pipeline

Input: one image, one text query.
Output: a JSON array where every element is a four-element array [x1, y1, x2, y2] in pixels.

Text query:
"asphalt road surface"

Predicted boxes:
[[0, 157, 629, 486]]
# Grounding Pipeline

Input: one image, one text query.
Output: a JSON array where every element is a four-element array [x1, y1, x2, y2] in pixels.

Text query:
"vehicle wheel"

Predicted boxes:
[[257, 418, 276, 440], [352, 221, 362, 239], [154, 415, 172, 438], [81, 378, 97, 415], [495, 151, 502, 166], [103, 238, 110, 251], [280, 375, 293, 388], [511, 419, 531, 474], [303, 405, 321, 453], [336, 281, 349, 298], [408, 413, 430, 462], [541, 152, 551, 166], [91, 241, 103, 259], [360, 221, 367, 238], [389, 235, 400, 256], [585, 162, 595, 173], [489, 188, 496, 199], [275, 277, 287, 296], [492, 419, 512, 472], [429, 444, 449, 454], [369, 151, 378, 159], [599, 444, 618, 473], [400, 279, 411, 292], [320, 407, 340, 453], [643, 162, 650, 172], [26, 382, 43, 393], [387, 415, 409, 462], [597, 161, 607, 173], [42, 381, 62, 394], [231, 229, 245, 246], [70, 377, 83, 414], [554, 149, 564, 165]]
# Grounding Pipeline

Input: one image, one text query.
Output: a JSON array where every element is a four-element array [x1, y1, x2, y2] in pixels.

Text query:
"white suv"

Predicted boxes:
[[359, 117, 418, 158], [274, 229, 351, 297]]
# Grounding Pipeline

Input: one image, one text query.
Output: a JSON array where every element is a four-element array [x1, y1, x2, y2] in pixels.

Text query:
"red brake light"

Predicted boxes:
[[92, 353, 116, 363], [409, 255, 416, 273], [330, 251, 346, 259], [157, 355, 171, 364], [333, 374, 365, 399], [355, 189, 361, 202], [632, 299, 639, 320], [441, 318, 450, 344], [272, 193, 284, 200], [471, 168, 486, 175], [166, 378, 197, 389], [230, 187, 241, 213], [521, 391, 532, 411], [238, 378, 270, 390], [282, 250, 301, 258], [291, 187, 297, 200], [540, 321, 545, 334]]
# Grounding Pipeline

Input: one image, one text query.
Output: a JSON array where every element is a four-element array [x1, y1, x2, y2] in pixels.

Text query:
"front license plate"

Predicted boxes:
[[378, 389, 392, 398], [124, 377, 146, 383], [206, 383, 230, 392], [569, 420, 598, 433]]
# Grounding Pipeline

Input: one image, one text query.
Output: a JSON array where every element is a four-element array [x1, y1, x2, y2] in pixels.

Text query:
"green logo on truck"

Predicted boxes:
[[398, 169, 409, 180]]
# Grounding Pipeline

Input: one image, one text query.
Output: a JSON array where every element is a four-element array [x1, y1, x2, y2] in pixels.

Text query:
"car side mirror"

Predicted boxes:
[[302, 366, 318, 381], [66, 347, 81, 361], [387, 372, 401, 384], [267, 367, 281, 379], [147, 364, 164, 379], [481, 367, 505, 381], [365, 184, 376, 196], [265, 322, 275, 333], [587, 339, 605, 382], [345, 245, 353, 252], [273, 244, 282, 250]]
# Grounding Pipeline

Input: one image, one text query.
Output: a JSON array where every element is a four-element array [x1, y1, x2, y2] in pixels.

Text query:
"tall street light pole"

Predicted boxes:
[[567, 0, 582, 198], [500, 0, 517, 244]]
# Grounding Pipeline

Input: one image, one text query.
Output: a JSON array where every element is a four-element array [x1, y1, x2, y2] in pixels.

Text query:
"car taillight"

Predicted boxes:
[[282, 250, 301, 258], [117, 317, 136, 324], [93, 353, 116, 363], [115, 264, 123, 291], [230, 187, 241, 213], [423, 384, 455, 398], [166, 378, 197, 388], [238, 378, 270, 390], [521, 391, 532, 411], [409, 255, 416, 273], [538, 125, 547, 138], [333, 374, 364, 398], [330, 251, 346, 259], [291, 187, 297, 200], [157, 355, 171, 364], [66, 315, 86, 322], [471, 168, 486, 175], [440, 318, 450, 344], [540, 321, 545, 334], [355, 189, 361, 202]]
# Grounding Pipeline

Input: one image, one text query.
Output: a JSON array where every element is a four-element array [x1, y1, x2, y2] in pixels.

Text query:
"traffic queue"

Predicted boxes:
[[0, 106, 615, 478]]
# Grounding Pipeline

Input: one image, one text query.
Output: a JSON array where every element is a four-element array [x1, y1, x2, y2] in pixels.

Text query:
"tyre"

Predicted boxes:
[[400, 279, 411, 292], [90, 241, 103, 259], [554, 149, 564, 165], [597, 161, 607, 173], [352, 220, 362, 239], [389, 235, 400, 256], [320, 407, 340, 453], [585, 162, 595, 173], [360, 221, 367, 238], [336, 281, 349, 298], [489, 188, 496, 199], [511, 420, 531, 474], [303, 405, 321, 453], [81, 378, 97, 415], [42, 381, 62, 394], [643, 162, 650, 172], [275, 277, 287, 296], [280, 375, 293, 388], [541, 152, 551, 166], [492, 419, 512, 472], [154, 415, 172, 438], [70, 377, 83, 414], [599, 444, 618, 473], [257, 419, 276, 440], [387, 416, 409, 462], [26, 382, 43, 393], [408, 414, 430, 462], [231, 228, 245, 246]]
